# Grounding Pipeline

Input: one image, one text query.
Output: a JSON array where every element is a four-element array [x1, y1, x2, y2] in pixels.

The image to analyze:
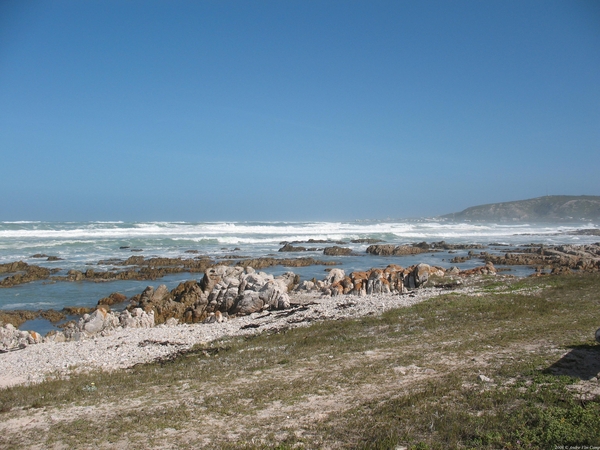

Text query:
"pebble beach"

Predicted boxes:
[[0, 287, 452, 388]]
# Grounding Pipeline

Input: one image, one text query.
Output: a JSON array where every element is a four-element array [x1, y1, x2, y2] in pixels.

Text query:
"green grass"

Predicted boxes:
[[1, 273, 599, 449]]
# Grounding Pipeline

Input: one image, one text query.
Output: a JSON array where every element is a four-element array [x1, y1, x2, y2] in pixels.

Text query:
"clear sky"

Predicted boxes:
[[1, 0, 599, 221]]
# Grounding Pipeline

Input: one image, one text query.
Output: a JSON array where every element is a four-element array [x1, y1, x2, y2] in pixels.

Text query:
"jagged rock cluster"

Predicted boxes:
[[0, 255, 337, 288], [47, 307, 155, 343], [0, 262, 58, 287], [129, 266, 297, 325], [0, 307, 155, 351], [1, 262, 499, 352], [366, 241, 486, 256], [295, 264, 435, 296], [480, 243, 600, 273], [0, 324, 43, 352], [296, 262, 497, 296]]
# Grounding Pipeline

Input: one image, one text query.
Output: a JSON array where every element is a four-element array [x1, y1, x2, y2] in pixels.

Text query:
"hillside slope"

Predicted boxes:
[[441, 195, 600, 222]]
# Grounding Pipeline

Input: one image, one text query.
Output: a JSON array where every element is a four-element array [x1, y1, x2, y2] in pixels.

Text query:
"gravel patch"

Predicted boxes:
[[0, 287, 466, 388]]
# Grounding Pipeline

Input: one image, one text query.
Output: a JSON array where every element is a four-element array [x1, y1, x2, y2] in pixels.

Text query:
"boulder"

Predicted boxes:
[[297, 280, 315, 291], [66, 269, 84, 281], [447, 266, 461, 275], [80, 308, 120, 335], [413, 263, 431, 286], [120, 308, 154, 328], [324, 268, 345, 285], [234, 291, 264, 315], [0, 323, 23, 351], [61, 307, 155, 340], [366, 269, 391, 294]]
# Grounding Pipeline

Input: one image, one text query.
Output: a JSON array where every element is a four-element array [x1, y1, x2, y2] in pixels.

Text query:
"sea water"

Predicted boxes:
[[1, 220, 598, 321]]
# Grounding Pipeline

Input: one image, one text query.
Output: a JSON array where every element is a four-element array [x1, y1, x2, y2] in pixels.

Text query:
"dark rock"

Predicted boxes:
[[567, 229, 600, 236], [236, 257, 338, 269], [97, 292, 128, 306], [66, 269, 84, 281], [62, 306, 94, 316], [366, 244, 431, 256], [323, 246, 353, 256], [0, 263, 52, 287], [123, 256, 145, 265], [39, 310, 66, 323], [460, 262, 497, 276], [279, 243, 307, 252], [450, 255, 471, 263], [482, 243, 600, 273], [429, 241, 486, 250], [351, 238, 384, 244], [0, 310, 38, 328], [0, 261, 29, 274]]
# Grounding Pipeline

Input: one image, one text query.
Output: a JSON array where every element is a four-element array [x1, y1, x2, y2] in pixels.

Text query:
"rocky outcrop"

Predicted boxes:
[[128, 266, 296, 324], [0, 310, 39, 328], [458, 262, 497, 276], [323, 246, 353, 256], [56, 257, 215, 283], [350, 238, 384, 244], [97, 292, 128, 306], [365, 242, 485, 257], [0, 305, 157, 351], [235, 257, 338, 269], [281, 239, 348, 245], [1, 252, 339, 288], [0, 309, 84, 329], [279, 243, 308, 252], [366, 244, 433, 256], [428, 241, 486, 250], [567, 229, 600, 236], [0, 261, 29, 274], [299, 263, 448, 297], [0, 324, 42, 352], [52, 307, 155, 342], [481, 244, 600, 272], [0, 262, 58, 287]]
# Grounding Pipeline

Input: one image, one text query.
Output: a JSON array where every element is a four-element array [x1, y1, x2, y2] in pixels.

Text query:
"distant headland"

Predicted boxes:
[[441, 195, 600, 222]]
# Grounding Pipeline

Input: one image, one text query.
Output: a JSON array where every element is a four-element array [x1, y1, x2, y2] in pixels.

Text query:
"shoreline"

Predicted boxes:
[[0, 286, 467, 389], [1, 240, 599, 389]]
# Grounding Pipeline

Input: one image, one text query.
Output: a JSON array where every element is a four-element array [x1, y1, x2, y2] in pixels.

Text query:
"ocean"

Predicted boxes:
[[1, 220, 598, 321]]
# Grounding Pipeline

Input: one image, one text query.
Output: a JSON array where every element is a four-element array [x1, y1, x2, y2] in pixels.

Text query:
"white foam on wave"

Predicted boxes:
[[1, 302, 56, 310], [0, 221, 591, 250]]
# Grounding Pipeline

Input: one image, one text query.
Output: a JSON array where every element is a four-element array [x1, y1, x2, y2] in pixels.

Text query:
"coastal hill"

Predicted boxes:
[[441, 195, 600, 222]]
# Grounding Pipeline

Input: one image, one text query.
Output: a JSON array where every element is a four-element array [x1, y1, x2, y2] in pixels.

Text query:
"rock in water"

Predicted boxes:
[[323, 246, 352, 256]]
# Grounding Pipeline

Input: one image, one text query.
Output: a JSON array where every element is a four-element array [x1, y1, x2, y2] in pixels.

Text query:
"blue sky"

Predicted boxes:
[[1, 0, 599, 221]]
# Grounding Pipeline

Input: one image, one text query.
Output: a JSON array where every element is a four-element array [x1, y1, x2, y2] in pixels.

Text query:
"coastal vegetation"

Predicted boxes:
[[441, 195, 600, 222], [1, 273, 599, 448]]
